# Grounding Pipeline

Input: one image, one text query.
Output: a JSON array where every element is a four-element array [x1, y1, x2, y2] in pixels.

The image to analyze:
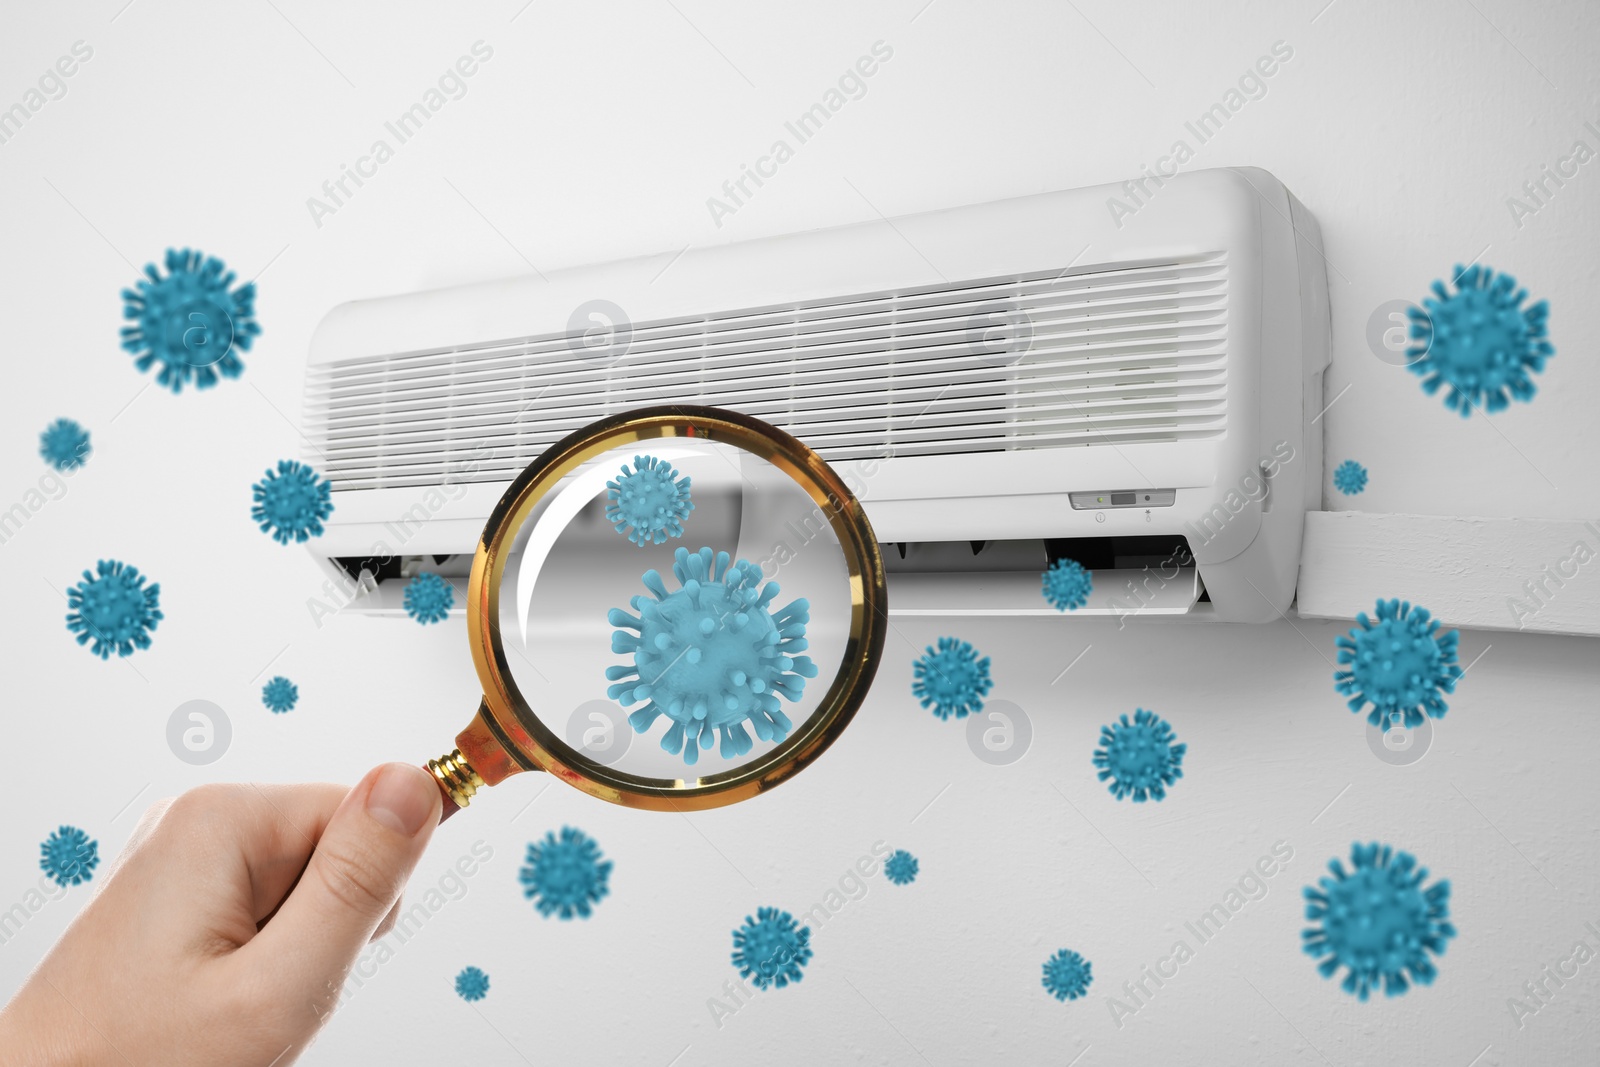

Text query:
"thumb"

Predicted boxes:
[[249, 763, 441, 995]]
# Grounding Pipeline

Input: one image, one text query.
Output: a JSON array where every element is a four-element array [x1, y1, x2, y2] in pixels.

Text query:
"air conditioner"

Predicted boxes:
[[304, 166, 1329, 624]]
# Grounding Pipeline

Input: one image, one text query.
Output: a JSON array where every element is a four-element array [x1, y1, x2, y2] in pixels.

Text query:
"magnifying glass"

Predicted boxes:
[[423, 405, 887, 817]]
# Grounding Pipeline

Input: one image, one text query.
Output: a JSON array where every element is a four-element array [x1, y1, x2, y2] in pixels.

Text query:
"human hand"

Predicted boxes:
[[0, 763, 442, 1066]]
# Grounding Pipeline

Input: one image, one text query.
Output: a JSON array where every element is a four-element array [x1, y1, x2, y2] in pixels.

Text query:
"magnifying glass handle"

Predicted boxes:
[[428, 771, 463, 823], [425, 749, 482, 824]]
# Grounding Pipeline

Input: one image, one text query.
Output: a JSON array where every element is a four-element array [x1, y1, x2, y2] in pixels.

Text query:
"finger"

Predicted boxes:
[[234, 783, 350, 924], [243, 763, 440, 994]]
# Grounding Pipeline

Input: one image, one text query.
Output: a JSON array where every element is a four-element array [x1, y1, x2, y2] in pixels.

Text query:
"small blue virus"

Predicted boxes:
[[732, 907, 813, 990], [1407, 264, 1552, 417], [1333, 460, 1368, 496], [1303, 842, 1455, 1001], [121, 248, 260, 393], [39, 419, 91, 471], [520, 827, 612, 920], [608, 546, 816, 765], [252, 460, 333, 545], [262, 676, 298, 714], [1093, 708, 1186, 802], [404, 573, 455, 625], [40, 825, 99, 887], [884, 849, 920, 886], [606, 454, 694, 547], [1042, 948, 1094, 1002], [454, 966, 490, 1002], [911, 636, 994, 721], [1041, 558, 1093, 611], [66, 559, 163, 659], [1335, 599, 1462, 728]]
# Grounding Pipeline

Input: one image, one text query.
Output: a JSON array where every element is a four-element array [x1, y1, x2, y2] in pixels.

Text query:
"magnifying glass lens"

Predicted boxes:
[[497, 436, 852, 782]]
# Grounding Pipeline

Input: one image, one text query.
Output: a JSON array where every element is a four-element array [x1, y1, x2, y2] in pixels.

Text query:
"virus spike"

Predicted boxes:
[[65, 558, 163, 659], [1093, 708, 1187, 802], [261, 676, 298, 714], [607, 545, 814, 765], [1041, 557, 1093, 611], [519, 827, 612, 920], [1042, 948, 1094, 1002], [404, 573, 454, 625], [39, 418, 92, 472], [121, 247, 259, 393], [731, 907, 813, 990], [884, 849, 920, 886], [1332, 459, 1368, 496], [1334, 598, 1462, 727], [251, 460, 334, 545], [1302, 841, 1455, 1001], [39, 825, 100, 887], [1406, 263, 1553, 417], [911, 636, 994, 720]]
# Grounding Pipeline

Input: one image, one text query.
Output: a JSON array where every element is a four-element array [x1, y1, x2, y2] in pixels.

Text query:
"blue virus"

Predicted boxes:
[[39, 418, 91, 472], [1303, 842, 1455, 1001], [607, 546, 816, 766], [404, 573, 455, 625], [251, 460, 333, 544], [121, 248, 260, 393], [606, 454, 694, 547], [1042, 948, 1094, 1002], [66, 559, 163, 659], [911, 636, 994, 721], [39, 825, 99, 887], [1332, 460, 1368, 496], [1335, 599, 1462, 729], [454, 966, 490, 1002], [1407, 263, 1552, 417], [1093, 708, 1186, 802], [520, 827, 612, 920], [262, 676, 298, 714], [1041, 558, 1093, 611], [731, 907, 813, 990], [884, 849, 920, 886]]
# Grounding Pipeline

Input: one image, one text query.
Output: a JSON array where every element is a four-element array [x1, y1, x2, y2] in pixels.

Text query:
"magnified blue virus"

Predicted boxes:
[[884, 849, 920, 886], [1335, 598, 1462, 728], [1303, 841, 1455, 1001], [911, 636, 994, 721], [66, 559, 163, 659], [607, 545, 816, 766], [1407, 263, 1552, 417], [262, 676, 298, 714], [1332, 460, 1368, 496], [251, 460, 333, 545], [520, 827, 612, 920], [39, 826, 99, 887], [732, 906, 813, 990], [1093, 708, 1186, 802], [39, 419, 91, 472], [121, 248, 260, 393], [404, 573, 454, 625], [454, 966, 490, 1002], [1041, 558, 1093, 611], [1042, 948, 1094, 1002], [606, 454, 694, 547]]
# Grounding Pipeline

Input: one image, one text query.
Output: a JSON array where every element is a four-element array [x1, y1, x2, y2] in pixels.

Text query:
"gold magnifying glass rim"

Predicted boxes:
[[466, 405, 887, 811]]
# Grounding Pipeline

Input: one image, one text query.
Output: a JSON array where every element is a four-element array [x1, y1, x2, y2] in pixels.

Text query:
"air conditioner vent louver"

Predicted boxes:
[[306, 253, 1228, 491]]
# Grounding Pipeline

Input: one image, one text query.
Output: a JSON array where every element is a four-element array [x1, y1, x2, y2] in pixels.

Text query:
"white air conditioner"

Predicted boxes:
[[304, 166, 1329, 623]]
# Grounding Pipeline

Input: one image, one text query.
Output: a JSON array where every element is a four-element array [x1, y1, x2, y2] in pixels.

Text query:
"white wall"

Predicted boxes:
[[1, 1, 1596, 1063]]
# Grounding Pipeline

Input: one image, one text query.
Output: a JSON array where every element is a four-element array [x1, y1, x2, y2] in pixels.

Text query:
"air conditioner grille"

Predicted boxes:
[[306, 254, 1228, 490]]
